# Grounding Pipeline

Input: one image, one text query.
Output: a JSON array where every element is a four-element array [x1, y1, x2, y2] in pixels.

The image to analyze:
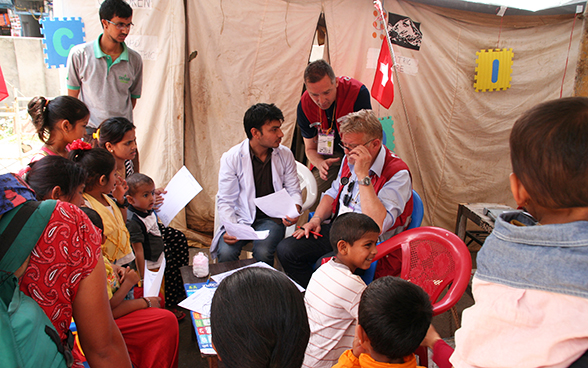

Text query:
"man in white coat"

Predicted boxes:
[[211, 103, 302, 265]]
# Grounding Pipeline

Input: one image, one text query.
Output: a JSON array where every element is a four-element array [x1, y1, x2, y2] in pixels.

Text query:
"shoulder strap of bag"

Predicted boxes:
[[0, 201, 40, 262], [0, 200, 57, 276]]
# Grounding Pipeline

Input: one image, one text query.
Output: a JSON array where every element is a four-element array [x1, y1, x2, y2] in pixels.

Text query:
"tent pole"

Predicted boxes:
[[573, 3, 588, 96]]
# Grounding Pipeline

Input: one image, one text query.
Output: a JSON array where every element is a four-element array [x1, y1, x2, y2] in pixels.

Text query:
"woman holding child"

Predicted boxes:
[[97, 117, 189, 318]]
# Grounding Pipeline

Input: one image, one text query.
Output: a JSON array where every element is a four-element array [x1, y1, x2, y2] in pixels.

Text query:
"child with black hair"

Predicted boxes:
[[24, 155, 87, 207], [210, 267, 310, 368], [452, 97, 588, 368], [333, 276, 432, 368], [304, 212, 379, 368], [125, 173, 188, 320], [125, 173, 163, 282], [69, 146, 134, 266]]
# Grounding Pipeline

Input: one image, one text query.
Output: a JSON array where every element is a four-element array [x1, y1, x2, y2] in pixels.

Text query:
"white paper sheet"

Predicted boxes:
[[178, 284, 218, 317], [155, 166, 202, 226], [222, 221, 269, 241], [143, 257, 166, 297], [254, 188, 300, 219], [211, 261, 305, 292]]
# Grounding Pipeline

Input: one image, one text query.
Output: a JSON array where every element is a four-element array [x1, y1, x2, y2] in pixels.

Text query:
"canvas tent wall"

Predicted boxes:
[[184, 0, 581, 242], [55, 0, 581, 244]]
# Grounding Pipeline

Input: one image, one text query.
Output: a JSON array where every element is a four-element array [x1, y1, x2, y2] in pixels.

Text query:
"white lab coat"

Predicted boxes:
[[211, 139, 302, 258]]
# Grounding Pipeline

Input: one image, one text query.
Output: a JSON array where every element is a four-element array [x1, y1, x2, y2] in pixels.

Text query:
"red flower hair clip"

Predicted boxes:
[[68, 139, 92, 151]]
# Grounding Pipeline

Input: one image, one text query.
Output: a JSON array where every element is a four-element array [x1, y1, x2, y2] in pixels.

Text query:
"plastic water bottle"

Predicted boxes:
[[192, 252, 210, 278]]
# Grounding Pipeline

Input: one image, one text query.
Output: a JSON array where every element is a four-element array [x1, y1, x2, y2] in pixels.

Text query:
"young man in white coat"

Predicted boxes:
[[211, 103, 302, 265]]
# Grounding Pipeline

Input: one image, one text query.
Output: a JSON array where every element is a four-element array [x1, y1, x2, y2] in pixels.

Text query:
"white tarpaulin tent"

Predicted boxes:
[[55, 0, 582, 244]]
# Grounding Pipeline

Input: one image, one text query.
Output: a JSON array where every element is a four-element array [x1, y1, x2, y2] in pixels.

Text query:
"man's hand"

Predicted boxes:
[[282, 204, 302, 226], [348, 145, 371, 179], [282, 215, 300, 227], [318, 157, 341, 180], [222, 233, 239, 245], [292, 216, 322, 239]]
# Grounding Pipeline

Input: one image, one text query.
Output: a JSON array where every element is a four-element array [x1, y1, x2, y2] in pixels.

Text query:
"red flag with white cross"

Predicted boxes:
[[371, 38, 394, 109]]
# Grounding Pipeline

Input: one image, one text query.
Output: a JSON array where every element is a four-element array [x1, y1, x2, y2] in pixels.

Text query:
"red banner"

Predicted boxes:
[[0, 65, 8, 102]]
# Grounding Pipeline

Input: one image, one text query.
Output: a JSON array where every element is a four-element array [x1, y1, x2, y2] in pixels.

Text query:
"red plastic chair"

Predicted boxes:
[[373, 226, 472, 366], [374, 226, 471, 315]]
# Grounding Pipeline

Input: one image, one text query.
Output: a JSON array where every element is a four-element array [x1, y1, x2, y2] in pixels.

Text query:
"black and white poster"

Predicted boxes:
[[387, 13, 423, 51]]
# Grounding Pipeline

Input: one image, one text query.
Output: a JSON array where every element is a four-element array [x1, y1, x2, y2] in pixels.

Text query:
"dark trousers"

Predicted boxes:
[[276, 223, 333, 288]]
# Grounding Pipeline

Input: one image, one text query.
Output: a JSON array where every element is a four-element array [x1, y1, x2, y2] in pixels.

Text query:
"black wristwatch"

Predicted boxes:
[[358, 176, 371, 186], [115, 198, 129, 208]]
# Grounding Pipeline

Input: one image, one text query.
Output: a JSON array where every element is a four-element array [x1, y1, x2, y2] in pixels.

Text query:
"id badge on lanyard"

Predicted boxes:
[[317, 130, 335, 155]]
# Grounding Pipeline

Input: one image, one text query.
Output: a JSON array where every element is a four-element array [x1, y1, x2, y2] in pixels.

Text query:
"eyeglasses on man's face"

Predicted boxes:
[[338, 138, 375, 152], [105, 19, 134, 30]]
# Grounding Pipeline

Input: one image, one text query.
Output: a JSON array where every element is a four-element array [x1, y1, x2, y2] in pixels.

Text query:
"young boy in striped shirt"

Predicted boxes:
[[303, 213, 379, 368]]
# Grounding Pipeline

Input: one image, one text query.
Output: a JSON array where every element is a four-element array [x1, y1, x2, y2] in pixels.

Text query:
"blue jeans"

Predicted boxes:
[[217, 218, 285, 265]]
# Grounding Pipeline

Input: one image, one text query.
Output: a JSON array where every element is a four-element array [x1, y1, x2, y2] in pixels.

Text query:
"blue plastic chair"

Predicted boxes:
[[361, 189, 424, 284], [407, 190, 424, 230]]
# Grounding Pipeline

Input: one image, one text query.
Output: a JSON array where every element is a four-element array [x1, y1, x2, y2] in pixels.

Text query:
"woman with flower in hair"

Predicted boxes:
[[26, 95, 90, 160], [19, 96, 90, 177]]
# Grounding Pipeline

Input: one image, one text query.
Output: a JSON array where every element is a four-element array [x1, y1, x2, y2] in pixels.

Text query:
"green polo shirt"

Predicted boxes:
[[66, 35, 143, 128]]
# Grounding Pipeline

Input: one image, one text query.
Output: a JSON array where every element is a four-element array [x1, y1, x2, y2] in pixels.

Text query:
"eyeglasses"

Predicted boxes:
[[338, 138, 375, 152], [343, 181, 355, 207], [105, 19, 134, 30]]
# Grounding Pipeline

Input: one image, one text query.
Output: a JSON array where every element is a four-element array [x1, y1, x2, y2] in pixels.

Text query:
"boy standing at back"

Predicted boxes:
[[303, 213, 379, 368], [451, 97, 588, 368]]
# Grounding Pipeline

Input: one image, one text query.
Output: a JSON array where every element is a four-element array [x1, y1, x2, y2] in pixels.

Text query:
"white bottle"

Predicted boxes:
[[192, 252, 210, 278]]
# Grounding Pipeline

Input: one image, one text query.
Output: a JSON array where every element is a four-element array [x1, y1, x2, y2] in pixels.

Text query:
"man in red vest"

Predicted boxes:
[[298, 60, 372, 206], [277, 109, 413, 288]]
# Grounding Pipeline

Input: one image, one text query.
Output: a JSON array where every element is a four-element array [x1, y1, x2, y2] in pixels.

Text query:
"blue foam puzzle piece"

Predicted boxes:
[[40, 17, 85, 69]]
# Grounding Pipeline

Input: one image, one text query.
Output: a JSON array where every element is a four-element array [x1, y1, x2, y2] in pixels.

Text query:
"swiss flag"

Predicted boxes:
[[0, 65, 8, 102], [371, 38, 394, 109]]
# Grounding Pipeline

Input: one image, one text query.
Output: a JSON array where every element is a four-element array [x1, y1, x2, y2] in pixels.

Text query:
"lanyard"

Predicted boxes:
[[318, 101, 337, 135]]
